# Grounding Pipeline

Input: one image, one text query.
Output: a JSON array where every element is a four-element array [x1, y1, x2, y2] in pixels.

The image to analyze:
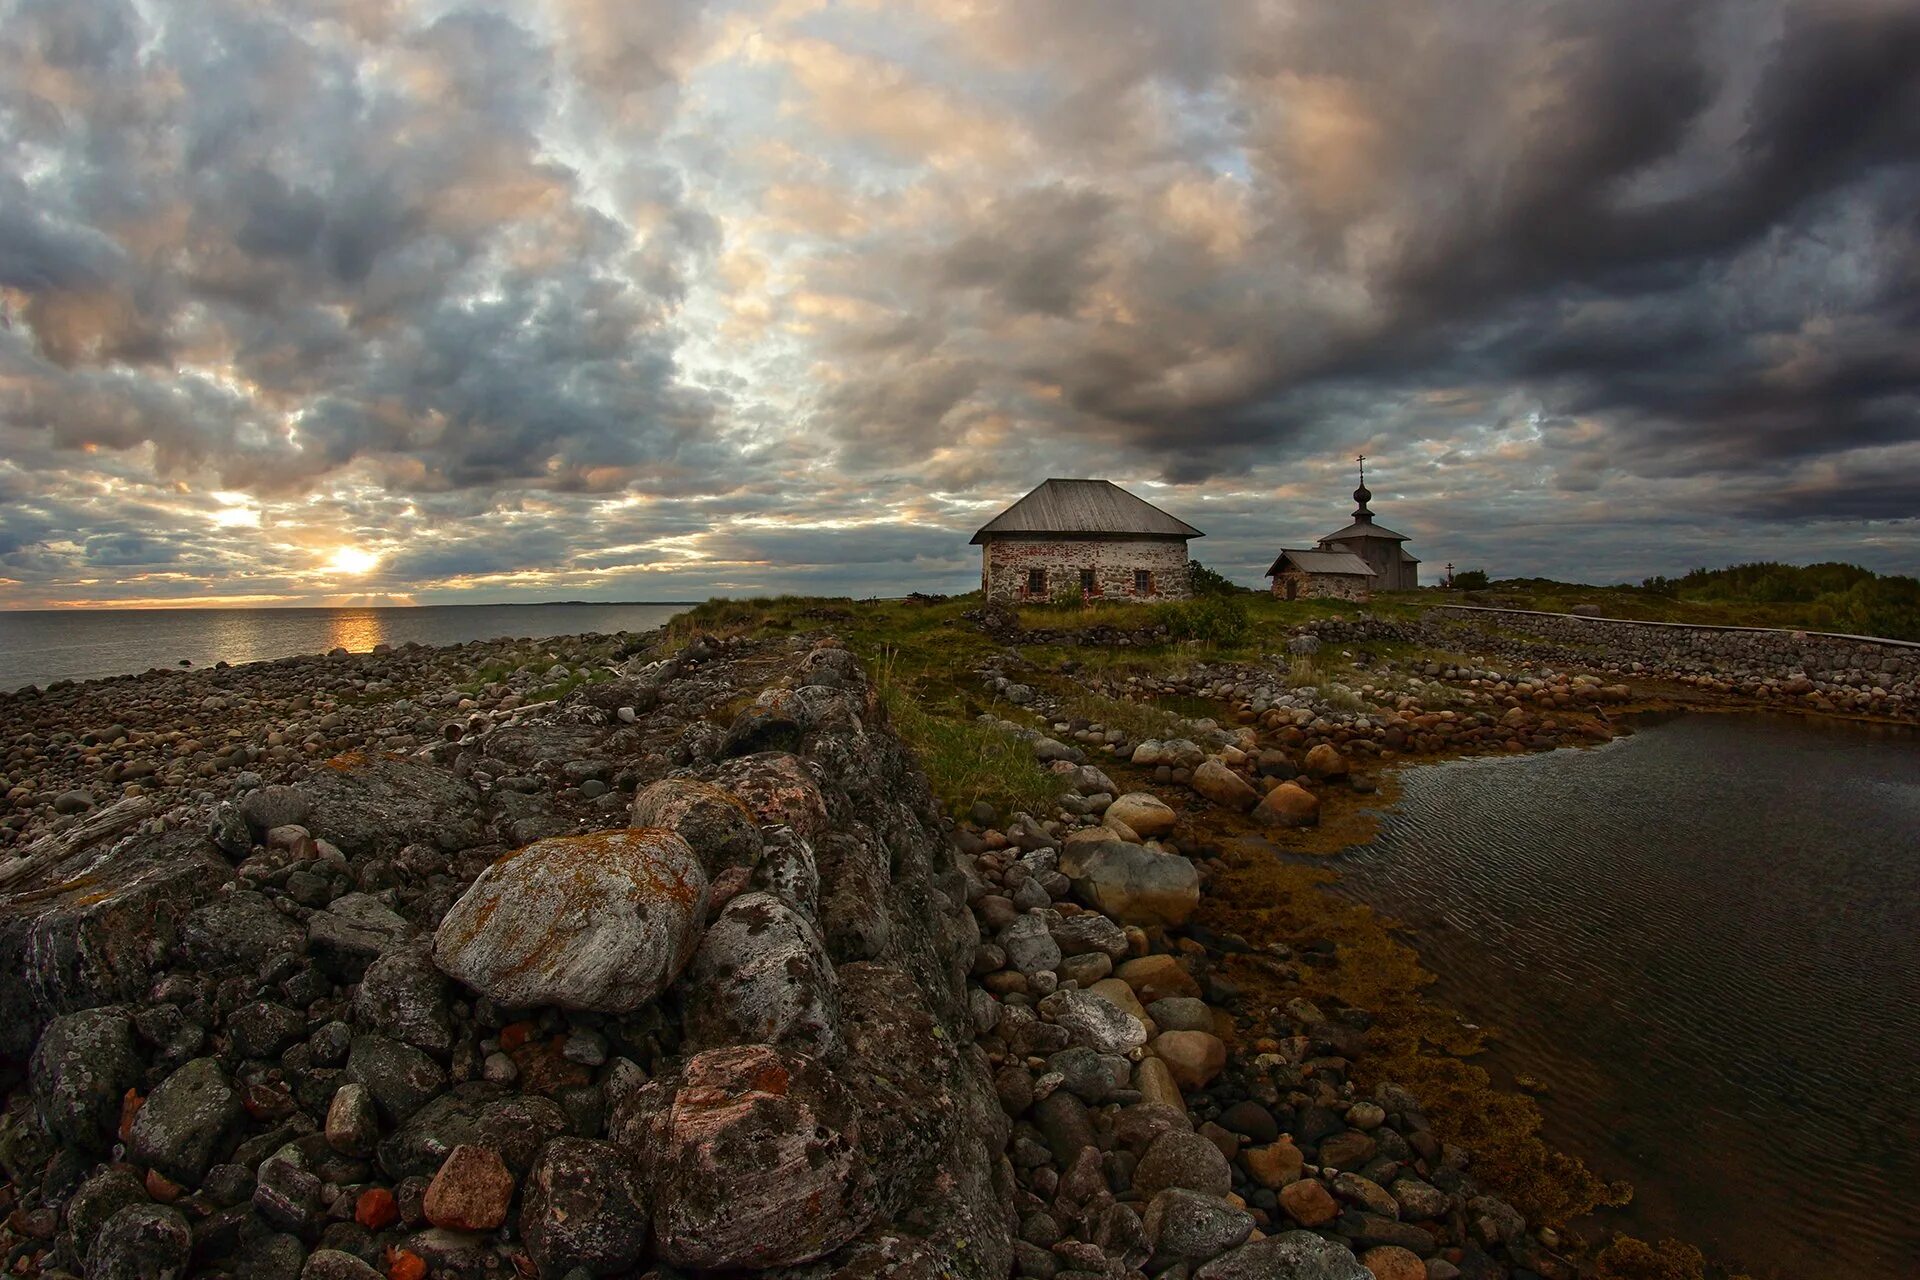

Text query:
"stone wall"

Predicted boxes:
[[982, 535, 1192, 603], [0, 635, 1015, 1279], [1431, 606, 1920, 692]]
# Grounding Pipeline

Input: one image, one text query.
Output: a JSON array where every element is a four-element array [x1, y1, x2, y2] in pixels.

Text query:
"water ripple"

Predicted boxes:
[[1332, 713, 1920, 1279]]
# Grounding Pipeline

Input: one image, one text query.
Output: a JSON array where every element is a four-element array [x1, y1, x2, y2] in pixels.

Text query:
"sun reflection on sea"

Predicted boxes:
[[325, 611, 388, 653]]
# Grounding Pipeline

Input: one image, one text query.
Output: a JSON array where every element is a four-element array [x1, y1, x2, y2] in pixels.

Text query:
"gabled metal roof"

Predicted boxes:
[[1319, 518, 1410, 544], [971, 479, 1204, 544], [1266, 548, 1376, 578]]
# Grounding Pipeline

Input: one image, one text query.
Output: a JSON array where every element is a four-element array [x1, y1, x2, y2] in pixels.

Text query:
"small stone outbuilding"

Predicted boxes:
[[972, 479, 1203, 603], [1267, 464, 1420, 601], [1267, 549, 1375, 601]]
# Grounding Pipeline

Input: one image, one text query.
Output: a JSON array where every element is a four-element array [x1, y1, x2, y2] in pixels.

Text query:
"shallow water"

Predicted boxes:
[[0, 603, 689, 691], [1332, 713, 1920, 1278]]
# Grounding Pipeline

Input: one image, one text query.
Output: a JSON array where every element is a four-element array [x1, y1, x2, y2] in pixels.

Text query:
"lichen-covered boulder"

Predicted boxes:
[[750, 826, 820, 917], [30, 1008, 140, 1151], [706, 752, 830, 838], [616, 1044, 875, 1270], [0, 828, 231, 1062], [629, 778, 764, 875], [1195, 1230, 1370, 1280], [520, 1137, 650, 1277], [1057, 840, 1200, 927], [680, 892, 842, 1056], [432, 829, 708, 1012], [127, 1057, 242, 1185], [351, 939, 453, 1054], [303, 755, 481, 856]]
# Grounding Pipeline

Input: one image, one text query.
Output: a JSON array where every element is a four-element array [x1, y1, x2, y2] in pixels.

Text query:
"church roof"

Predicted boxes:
[[971, 479, 1204, 544], [1319, 518, 1410, 544], [1266, 548, 1376, 578]]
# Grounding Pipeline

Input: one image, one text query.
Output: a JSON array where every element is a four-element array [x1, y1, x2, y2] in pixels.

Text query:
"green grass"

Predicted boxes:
[[1056, 689, 1194, 743], [1447, 566, 1920, 642]]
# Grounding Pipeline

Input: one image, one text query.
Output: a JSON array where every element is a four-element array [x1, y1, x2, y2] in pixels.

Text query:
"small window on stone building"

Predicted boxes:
[[1027, 568, 1046, 597], [1135, 569, 1152, 595], [1079, 568, 1096, 595]]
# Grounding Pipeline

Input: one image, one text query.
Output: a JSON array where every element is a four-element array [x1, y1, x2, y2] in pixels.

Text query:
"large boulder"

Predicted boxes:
[[1254, 781, 1321, 828], [616, 1044, 875, 1270], [30, 1008, 140, 1151], [1105, 793, 1177, 838], [520, 1138, 650, 1277], [1057, 840, 1200, 927], [302, 755, 481, 856], [352, 939, 454, 1054], [679, 891, 842, 1056], [705, 752, 830, 838], [0, 828, 231, 1062], [1190, 760, 1259, 812], [127, 1057, 242, 1185], [628, 778, 763, 875], [1195, 1230, 1370, 1280], [432, 829, 708, 1012]]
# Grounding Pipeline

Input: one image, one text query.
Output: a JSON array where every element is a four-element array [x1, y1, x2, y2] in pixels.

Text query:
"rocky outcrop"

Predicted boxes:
[[0, 632, 1012, 1280]]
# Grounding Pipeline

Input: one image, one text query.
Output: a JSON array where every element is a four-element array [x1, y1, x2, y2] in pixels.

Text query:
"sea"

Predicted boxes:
[[1332, 712, 1920, 1279], [0, 604, 691, 691]]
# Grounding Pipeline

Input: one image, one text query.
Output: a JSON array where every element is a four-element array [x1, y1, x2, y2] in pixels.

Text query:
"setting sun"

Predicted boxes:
[[326, 546, 381, 576]]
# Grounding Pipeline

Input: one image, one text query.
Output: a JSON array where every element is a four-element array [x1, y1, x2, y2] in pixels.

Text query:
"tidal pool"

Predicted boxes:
[[1332, 712, 1920, 1278]]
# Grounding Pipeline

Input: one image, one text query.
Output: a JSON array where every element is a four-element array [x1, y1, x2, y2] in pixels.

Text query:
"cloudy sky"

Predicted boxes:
[[1, 0, 1916, 607]]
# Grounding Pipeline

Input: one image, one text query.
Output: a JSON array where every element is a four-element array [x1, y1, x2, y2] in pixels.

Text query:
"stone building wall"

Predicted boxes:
[[1271, 569, 1371, 602], [981, 536, 1192, 603]]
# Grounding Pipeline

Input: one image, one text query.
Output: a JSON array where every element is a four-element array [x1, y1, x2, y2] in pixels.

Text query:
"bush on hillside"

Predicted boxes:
[[1451, 569, 1491, 591], [1154, 593, 1250, 646], [1187, 560, 1242, 596]]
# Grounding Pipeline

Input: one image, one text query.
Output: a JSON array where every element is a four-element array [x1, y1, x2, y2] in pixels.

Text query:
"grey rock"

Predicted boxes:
[[1195, 1230, 1368, 1280], [345, 1032, 445, 1124], [242, 785, 311, 834], [628, 777, 764, 875], [432, 830, 708, 1013], [1133, 1129, 1232, 1199], [1038, 987, 1147, 1055], [60, 1167, 147, 1265], [998, 914, 1063, 976], [301, 1249, 384, 1280], [227, 1001, 308, 1059], [127, 1057, 241, 1184], [520, 1137, 650, 1277], [1056, 839, 1200, 927], [1144, 1189, 1254, 1266], [351, 939, 453, 1054], [182, 890, 303, 969], [308, 893, 415, 974], [681, 891, 841, 1056], [88, 1204, 191, 1280], [30, 1008, 139, 1151], [1145, 998, 1211, 1034], [377, 1084, 568, 1179]]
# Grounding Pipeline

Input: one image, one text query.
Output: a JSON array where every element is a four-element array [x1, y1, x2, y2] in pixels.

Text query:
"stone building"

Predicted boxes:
[[1267, 548, 1375, 601], [972, 478, 1203, 602], [1267, 461, 1420, 600]]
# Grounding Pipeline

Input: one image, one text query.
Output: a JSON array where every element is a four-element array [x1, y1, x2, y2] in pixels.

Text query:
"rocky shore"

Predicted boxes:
[[0, 619, 1591, 1280], [6, 604, 1900, 1280]]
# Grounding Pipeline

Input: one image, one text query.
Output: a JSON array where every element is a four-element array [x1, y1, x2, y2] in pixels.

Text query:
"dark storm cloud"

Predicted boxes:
[[1, 0, 1915, 605]]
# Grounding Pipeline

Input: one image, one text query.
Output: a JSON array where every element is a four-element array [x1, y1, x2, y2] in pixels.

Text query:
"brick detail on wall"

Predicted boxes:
[[982, 536, 1192, 602]]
